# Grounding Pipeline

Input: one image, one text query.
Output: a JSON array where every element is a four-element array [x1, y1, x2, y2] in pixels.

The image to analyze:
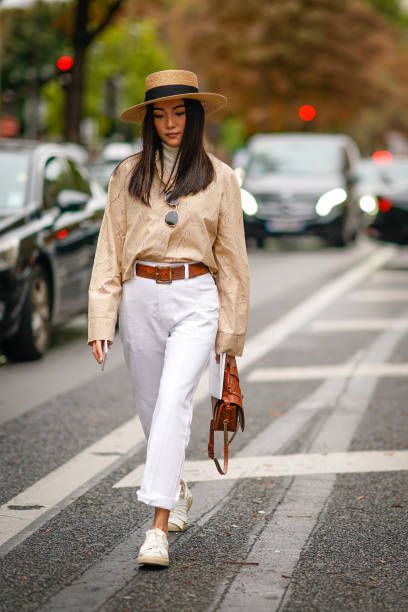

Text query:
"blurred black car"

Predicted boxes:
[[0, 139, 106, 361], [367, 186, 408, 245], [240, 133, 361, 247]]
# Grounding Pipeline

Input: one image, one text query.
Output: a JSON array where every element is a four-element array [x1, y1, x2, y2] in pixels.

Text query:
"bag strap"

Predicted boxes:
[[208, 415, 239, 476], [208, 419, 229, 475]]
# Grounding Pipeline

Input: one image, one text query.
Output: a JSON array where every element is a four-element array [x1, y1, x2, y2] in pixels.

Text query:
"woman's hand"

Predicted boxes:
[[90, 340, 112, 364]]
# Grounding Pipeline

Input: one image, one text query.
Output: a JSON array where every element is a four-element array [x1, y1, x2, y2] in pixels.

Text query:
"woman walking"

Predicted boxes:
[[88, 70, 249, 567]]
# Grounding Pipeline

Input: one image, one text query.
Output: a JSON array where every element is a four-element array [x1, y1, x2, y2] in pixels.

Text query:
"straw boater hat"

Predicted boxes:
[[120, 69, 227, 123]]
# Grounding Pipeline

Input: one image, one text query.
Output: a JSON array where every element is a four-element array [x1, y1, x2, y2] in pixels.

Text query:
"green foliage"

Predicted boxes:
[[42, 81, 65, 138], [219, 116, 248, 153], [365, 0, 408, 25], [1, 1, 70, 135], [84, 19, 174, 139], [1, 1, 172, 140], [2, 2, 70, 92]]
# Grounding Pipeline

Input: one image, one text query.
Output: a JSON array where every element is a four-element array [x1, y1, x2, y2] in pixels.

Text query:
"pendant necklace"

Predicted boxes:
[[164, 191, 180, 227], [158, 155, 180, 228]]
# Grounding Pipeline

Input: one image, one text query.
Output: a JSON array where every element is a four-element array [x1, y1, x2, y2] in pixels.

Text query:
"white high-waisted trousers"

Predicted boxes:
[[118, 261, 219, 510]]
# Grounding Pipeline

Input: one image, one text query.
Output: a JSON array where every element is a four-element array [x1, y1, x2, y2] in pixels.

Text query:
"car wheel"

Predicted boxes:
[[3, 265, 52, 362], [256, 236, 266, 249]]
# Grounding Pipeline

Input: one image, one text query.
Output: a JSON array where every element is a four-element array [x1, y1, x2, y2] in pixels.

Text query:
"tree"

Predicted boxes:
[[62, 0, 168, 142], [84, 19, 173, 140], [165, 0, 408, 150], [1, 1, 70, 137], [1, 0, 169, 142], [62, 0, 125, 142], [365, 0, 408, 25]]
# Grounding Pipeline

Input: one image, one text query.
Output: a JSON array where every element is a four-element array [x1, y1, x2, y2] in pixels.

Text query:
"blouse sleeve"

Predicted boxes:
[[213, 168, 250, 356], [87, 167, 126, 345]]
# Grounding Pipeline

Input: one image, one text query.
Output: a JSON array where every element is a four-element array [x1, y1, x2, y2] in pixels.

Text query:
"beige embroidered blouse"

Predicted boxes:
[[87, 151, 249, 356]]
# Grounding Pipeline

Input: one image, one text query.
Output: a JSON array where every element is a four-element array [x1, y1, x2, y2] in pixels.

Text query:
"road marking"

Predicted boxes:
[[238, 246, 395, 372], [114, 450, 408, 486], [40, 373, 350, 612], [311, 318, 408, 332], [371, 270, 408, 283], [247, 362, 408, 382], [217, 307, 408, 612], [0, 245, 394, 557], [41, 309, 406, 612], [0, 416, 144, 555], [350, 289, 408, 301]]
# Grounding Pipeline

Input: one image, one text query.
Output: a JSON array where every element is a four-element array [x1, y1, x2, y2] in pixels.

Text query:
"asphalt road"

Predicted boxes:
[[0, 236, 407, 612]]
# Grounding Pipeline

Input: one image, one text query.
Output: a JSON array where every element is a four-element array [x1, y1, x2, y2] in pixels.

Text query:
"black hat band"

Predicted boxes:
[[144, 84, 199, 102]]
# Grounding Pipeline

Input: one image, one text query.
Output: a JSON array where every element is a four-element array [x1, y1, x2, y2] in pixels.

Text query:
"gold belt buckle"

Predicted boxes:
[[155, 266, 173, 284]]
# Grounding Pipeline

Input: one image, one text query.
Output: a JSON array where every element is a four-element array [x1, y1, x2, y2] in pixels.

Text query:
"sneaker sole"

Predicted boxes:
[[137, 554, 169, 567], [168, 494, 193, 532], [168, 522, 189, 532]]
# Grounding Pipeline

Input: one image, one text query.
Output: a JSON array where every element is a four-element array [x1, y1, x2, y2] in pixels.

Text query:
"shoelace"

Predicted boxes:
[[143, 530, 167, 552]]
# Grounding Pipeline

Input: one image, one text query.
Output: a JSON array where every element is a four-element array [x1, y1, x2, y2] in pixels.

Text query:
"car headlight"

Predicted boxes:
[[315, 188, 347, 216], [241, 188, 258, 216], [0, 237, 20, 271], [359, 195, 378, 215]]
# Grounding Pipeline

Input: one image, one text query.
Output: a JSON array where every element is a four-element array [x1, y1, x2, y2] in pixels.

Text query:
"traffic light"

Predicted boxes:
[[298, 104, 317, 122], [56, 55, 74, 88]]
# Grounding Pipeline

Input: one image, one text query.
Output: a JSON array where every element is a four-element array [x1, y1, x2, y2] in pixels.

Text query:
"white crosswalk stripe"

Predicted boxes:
[[38, 264, 408, 611], [0, 416, 144, 554], [0, 245, 396, 557], [247, 362, 408, 382], [350, 289, 408, 301], [370, 270, 408, 283], [114, 450, 408, 487], [310, 318, 408, 332]]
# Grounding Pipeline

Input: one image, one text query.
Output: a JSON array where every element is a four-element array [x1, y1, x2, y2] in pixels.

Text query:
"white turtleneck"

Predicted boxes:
[[161, 142, 179, 183]]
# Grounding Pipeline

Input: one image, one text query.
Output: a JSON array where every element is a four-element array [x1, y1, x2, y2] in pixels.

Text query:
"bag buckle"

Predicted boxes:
[[155, 266, 173, 284]]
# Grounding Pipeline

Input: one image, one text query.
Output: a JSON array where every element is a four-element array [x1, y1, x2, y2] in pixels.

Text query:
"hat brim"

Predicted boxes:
[[120, 92, 228, 123]]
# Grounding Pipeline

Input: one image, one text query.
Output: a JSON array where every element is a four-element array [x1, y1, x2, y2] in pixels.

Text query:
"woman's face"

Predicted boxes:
[[153, 99, 186, 148]]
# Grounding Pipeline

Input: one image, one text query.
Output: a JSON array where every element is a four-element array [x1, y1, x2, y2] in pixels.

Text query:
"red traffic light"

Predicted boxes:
[[298, 105, 317, 122], [56, 55, 74, 72]]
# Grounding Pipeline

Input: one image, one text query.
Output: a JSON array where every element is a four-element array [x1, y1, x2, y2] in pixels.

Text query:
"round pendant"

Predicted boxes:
[[165, 191, 179, 206], [165, 210, 178, 227]]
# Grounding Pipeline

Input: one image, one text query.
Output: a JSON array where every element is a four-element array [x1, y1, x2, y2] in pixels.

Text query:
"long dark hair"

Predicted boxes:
[[128, 98, 214, 204]]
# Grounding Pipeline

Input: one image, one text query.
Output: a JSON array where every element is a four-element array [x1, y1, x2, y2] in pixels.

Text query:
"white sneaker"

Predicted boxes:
[[168, 480, 193, 532], [137, 528, 169, 567]]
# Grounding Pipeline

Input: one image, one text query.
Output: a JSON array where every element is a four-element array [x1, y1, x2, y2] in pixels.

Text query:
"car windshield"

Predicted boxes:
[[0, 150, 30, 213], [246, 140, 342, 177]]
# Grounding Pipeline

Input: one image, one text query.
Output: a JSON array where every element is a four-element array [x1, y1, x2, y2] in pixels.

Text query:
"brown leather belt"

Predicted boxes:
[[135, 262, 210, 284]]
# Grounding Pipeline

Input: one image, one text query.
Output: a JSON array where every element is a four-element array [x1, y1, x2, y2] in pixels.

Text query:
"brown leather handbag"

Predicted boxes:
[[208, 356, 245, 475]]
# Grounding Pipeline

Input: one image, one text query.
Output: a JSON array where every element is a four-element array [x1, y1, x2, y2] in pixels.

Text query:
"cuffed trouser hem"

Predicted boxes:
[[137, 490, 177, 511]]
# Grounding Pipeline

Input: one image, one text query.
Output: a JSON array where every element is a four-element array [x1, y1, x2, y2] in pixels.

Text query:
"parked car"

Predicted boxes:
[[240, 133, 361, 247], [88, 140, 141, 190], [356, 156, 408, 216], [367, 185, 408, 245], [355, 158, 391, 222], [0, 138, 106, 361]]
